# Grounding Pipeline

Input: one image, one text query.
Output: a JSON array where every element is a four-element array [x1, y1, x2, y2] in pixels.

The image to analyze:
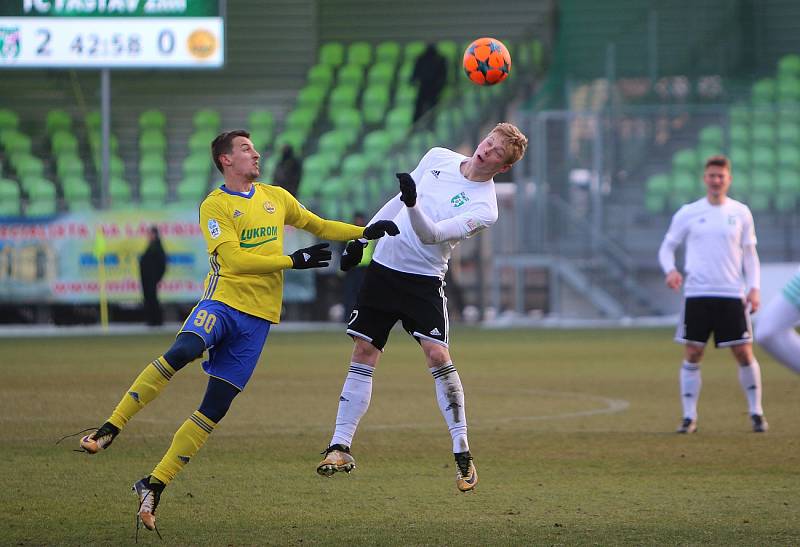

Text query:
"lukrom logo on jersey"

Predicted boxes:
[[240, 226, 278, 248]]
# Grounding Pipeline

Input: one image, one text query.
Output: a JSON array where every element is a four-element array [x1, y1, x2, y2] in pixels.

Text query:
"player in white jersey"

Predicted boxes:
[[316, 123, 528, 492], [658, 155, 766, 434], [755, 266, 800, 374]]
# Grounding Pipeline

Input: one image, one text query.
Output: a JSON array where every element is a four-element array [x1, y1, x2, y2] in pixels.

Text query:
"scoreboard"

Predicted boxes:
[[0, 0, 224, 68]]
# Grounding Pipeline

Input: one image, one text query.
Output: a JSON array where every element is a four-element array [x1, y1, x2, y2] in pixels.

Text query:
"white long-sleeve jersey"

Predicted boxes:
[[368, 147, 498, 278]]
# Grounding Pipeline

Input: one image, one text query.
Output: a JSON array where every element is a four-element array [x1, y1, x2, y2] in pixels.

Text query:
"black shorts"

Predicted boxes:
[[675, 296, 753, 348], [346, 261, 448, 351]]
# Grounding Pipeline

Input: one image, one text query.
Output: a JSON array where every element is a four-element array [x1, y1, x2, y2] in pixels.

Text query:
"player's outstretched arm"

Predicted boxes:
[[289, 243, 332, 269], [216, 241, 332, 273], [395, 172, 488, 244]]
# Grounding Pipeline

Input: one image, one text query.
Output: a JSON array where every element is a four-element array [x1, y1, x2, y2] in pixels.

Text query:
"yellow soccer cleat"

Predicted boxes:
[[455, 451, 478, 492], [316, 444, 355, 477], [79, 422, 119, 454]]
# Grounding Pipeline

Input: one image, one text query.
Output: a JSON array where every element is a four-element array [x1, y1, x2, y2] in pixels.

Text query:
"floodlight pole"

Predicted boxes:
[[100, 68, 111, 210]]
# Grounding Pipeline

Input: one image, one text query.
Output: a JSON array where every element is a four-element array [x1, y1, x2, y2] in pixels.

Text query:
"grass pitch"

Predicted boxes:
[[1, 327, 799, 545]]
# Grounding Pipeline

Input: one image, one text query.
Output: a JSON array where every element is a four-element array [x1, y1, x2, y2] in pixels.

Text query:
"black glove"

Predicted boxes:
[[363, 220, 400, 240], [340, 239, 367, 272], [396, 172, 417, 207], [289, 243, 331, 269]]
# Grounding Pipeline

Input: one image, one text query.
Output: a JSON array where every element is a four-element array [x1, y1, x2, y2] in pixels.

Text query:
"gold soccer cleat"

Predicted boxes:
[[79, 422, 119, 454], [133, 476, 164, 539], [316, 444, 355, 477], [455, 451, 478, 492]]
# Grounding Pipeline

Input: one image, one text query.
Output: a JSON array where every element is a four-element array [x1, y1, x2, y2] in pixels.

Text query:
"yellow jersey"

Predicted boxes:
[[198, 183, 364, 322]]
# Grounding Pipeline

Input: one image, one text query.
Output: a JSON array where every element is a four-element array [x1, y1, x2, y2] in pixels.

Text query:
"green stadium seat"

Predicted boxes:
[[672, 171, 699, 196], [183, 153, 212, 179], [317, 129, 355, 156], [139, 154, 166, 179], [375, 41, 400, 67], [731, 171, 751, 196], [751, 147, 776, 170], [729, 104, 749, 125], [139, 176, 167, 206], [646, 174, 670, 195], [337, 64, 364, 88], [397, 61, 414, 88], [88, 132, 119, 156], [362, 130, 393, 164], [284, 108, 317, 135], [751, 107, 775, 125], [0, 109, 19, 132], [51, 131, 78, 156], [176, 177, 208, 204], [307, 64, 334, 89], [328, 85, 359, 113], [193, 109, 220, 132], [23, 176, 57, 203], [1, 131, 32, 155], [778, 144, 800, 169], [778, 54, 800, 79], [139, 109, 166, 132], [346, 41, 372, 67], [248, 109, 274, 133], [752, 79, 776, 104], [777, 169, 800, 194], [331, 108, 362, 133], [85, 110, 101, 131], [56, 154, 85, 180], [777, 121, 800, 144], [777, 77, 800, 104], [272, 130, 305, 155], [298, 153, 337, 200], [437, 40, 459, 82], [341, 154, 370, 179], [644, 192, 666, 214], [366, 62, 394, 88], [698, 125, 724, 149], [751, 171, 776, 194], [362, 86, 390, 125], [11, 154, 44, 178], [403, 41, 425, 64], [188, 130, 216, 155], [394, 84, 417, 109], [62, 176, 92, 204], [319, 42, 345, 68], [0, 178, 21, 216], [730, 146, 750, 172], [296, 86, 327, 113], [751, 122, 775, 145], [46, 109, 71, 135], [696, 146, 723, 166], [729, 123, 749, 147], [747, 190, 771, 212], [249, 127, 271, 153], [140, 130, 167, 155], [109, 177, 132, 207], [672, 149, 697, 172]]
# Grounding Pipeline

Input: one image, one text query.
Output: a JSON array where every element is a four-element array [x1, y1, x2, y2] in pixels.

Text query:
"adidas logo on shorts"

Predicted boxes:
[[430, 328, 442, 336]]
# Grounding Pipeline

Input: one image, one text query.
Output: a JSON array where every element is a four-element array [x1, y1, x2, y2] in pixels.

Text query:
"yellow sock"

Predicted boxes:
[[107, 357, 175, 430], [150, 411, 215, 485]]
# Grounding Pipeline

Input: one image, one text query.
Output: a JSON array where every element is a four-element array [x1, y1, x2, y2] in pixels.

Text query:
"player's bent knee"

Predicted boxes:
[[352, 338, 380, 365], [198, 377, 240, 423], [423, 343, 450, 367], [163, 332, 206, 371]]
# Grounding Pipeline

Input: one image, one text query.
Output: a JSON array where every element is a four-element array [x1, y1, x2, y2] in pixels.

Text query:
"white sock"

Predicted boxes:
[[431, 362, 469, 453], [738, 359, 764, 416], [755, 295, 800, 374], [330, 363, 373, 448], [680, 361, 702, 420]]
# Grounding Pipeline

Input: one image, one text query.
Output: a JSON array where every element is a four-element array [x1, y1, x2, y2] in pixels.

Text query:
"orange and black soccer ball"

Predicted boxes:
[[462, 37, 511, 86]]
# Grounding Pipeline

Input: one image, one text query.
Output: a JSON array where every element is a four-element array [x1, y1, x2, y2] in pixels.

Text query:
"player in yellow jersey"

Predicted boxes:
[[79, 130, 399, 536]]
